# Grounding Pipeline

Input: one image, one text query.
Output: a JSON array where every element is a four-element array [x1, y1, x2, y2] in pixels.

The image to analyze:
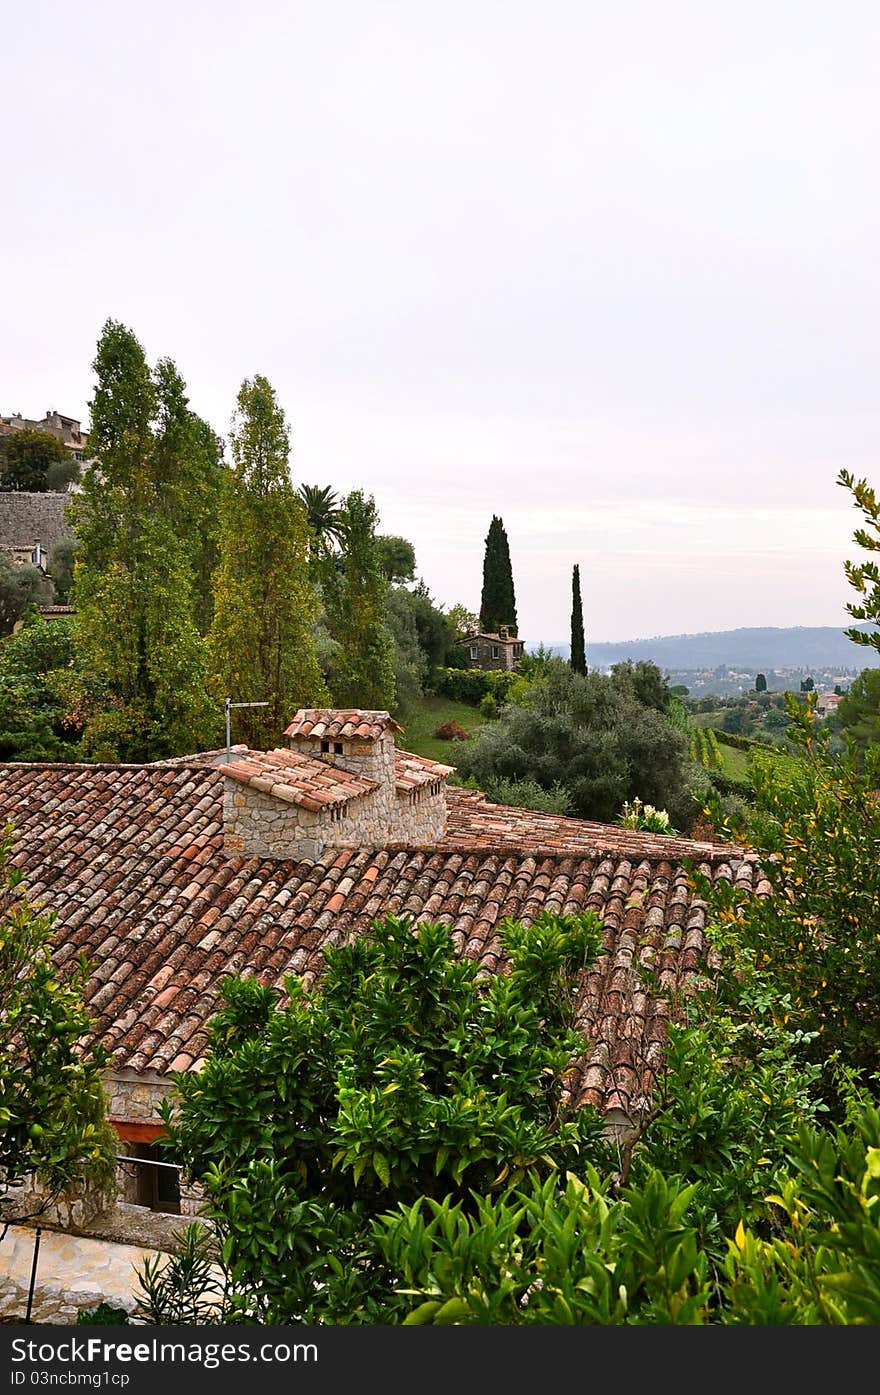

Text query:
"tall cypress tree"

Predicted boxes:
[[570, 564, 586, 675], [207, 375, 327, 748], [479, 515, 517, 636]]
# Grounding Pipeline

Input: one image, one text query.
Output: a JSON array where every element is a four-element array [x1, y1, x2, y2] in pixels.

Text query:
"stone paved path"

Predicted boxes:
[[0, 1225, 163, 1324]]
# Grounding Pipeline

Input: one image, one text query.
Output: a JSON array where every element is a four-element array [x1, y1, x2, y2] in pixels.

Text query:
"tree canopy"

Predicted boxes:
[[207, 376, 327, 748], [321, 491, 395, 711], [455, 658, 694, 826], [0, 428, 77, 492], [67, 320, 217, 761]]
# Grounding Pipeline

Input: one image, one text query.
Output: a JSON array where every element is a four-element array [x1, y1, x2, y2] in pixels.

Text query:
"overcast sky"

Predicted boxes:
[[3, 1, 880, 644]]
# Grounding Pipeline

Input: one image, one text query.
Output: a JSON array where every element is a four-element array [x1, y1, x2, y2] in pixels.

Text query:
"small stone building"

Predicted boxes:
[[465, 625, 525, 672], [222, 709, 453, 862]]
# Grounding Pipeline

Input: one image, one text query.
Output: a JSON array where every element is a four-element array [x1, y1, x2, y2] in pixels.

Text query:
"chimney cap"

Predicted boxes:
[[284, 708, 403, 743]]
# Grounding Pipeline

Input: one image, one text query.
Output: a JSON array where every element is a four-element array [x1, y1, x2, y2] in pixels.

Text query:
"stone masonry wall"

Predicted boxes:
[[0, 489, 75, 554], [290, 730, 399, 835], [106, 1069, 176, 1123], [390, 782, 447, 845], [223, 781, 387, 861]]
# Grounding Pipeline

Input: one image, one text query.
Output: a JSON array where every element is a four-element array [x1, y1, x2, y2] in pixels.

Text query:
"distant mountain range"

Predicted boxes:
[[531, 626, 880, 671]]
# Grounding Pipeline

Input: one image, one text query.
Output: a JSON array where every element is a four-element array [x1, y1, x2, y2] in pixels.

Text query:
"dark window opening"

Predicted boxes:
[[321, 740, 330, 752], [131, 1143, 181, 1214], [334, 742, 344, 754]]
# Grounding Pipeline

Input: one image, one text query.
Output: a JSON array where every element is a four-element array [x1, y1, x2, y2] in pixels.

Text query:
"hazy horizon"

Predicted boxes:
[[4, 1, 879, 643]]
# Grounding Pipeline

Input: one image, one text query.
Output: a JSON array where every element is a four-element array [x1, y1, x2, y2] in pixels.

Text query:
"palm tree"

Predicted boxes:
[[298, 484, 342, 562]]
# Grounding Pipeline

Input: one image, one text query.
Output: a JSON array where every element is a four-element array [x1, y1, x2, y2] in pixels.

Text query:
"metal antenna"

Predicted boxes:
[[224, 696, 270, 762]]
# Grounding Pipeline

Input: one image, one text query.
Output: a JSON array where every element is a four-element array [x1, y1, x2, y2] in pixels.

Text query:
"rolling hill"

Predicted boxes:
[[532, 625, 880, 671]]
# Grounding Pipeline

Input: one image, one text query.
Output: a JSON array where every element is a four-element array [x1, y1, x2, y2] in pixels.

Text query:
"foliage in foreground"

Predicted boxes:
[[0, 827, 115, 1216], [161, 910, 608, 1322]]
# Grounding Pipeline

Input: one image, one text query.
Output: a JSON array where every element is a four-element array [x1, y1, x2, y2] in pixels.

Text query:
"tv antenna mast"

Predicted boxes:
[[224, 696, 270, 762]]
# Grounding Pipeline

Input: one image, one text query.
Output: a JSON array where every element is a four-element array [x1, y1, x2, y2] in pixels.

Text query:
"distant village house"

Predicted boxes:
[[465, 624, 525, 672]]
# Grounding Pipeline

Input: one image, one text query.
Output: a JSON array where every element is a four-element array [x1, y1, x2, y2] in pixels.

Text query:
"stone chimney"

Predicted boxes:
[[218, 709, 452, 862]]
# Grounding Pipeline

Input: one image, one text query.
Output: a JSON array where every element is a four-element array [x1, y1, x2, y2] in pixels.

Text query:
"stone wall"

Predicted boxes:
[[288, 729, 399, 834], [106, 1069, 176, 1123], [106, 1070, 203, 1218], [391, 782, 447, 845], [223, 781, 384, 861], [0, 490, 75, 554]]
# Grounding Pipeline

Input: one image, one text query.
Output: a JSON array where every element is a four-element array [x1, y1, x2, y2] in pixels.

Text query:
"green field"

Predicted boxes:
[[716, 739, 751, 781], [690, 710, 726, 728], [397, 695, 487, 766]]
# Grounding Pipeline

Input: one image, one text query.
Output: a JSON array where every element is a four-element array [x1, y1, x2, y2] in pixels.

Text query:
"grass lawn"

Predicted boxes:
[[690, 710, 726, 728], [714, 737, 751, 781], [397, 695, 487, 766]]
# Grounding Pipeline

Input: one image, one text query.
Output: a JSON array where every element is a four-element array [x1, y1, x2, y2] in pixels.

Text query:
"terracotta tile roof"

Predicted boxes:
[[394, 750, 455, 792], [219, 748, 377, 812], [0, 760, 768, 1118], [284, 709, 403, 742]]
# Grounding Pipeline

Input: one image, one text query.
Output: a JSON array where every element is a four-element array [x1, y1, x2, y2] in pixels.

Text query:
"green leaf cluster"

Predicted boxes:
[[161, 910, 607, 1322], [0, 825, 116, 1214]]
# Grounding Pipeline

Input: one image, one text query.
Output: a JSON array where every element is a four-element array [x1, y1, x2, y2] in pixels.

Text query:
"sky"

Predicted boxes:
[[3, 0, 880, 644]]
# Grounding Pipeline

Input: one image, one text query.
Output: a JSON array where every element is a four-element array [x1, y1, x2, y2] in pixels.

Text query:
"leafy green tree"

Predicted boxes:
[[385, 585, 428, 718], [0, 556, 54, 635], [161, 911, 607, 1322], [322, 491, 395, 711], [207, 377, 327, 748], [0, 428, 75, 492], [0, 826, 116, 1219], [611, 660, 672, 714], [570, 564, 586, 675], [376, 535, 416, 585], [834, 666, 880, 753], [407, 581, 456, 675], [297, 485, 342, 565], [0, 614, 80, 760], [455, 659, 694, 827], [47, 540, 77, 604], [702, 691, 880, 1116], [151, 365, 227, 634], [67, 321, 217, 760], [446, 603, 479, 639], [755, 673, 767, 692], [479, 516, 517, 637]]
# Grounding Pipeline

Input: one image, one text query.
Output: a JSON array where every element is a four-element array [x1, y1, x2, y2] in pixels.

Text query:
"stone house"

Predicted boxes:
[[0, 706, 766, 1221], [465, 625, 526, 671]]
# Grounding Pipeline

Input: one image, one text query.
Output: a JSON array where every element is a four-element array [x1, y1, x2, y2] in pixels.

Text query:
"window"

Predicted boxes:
[[470, 646, 478, 660], [130, 1143, 181, 1214], [321, 740, 330, 752], [334, 741, 344, 754], [491, 646, 500, 659]]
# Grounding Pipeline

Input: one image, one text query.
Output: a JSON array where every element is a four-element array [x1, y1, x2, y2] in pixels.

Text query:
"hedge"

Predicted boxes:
[[434, 667, 521, 706]]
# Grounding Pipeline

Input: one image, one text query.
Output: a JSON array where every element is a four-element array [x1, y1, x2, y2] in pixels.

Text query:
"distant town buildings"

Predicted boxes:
[[0, 408, 90, 462]]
